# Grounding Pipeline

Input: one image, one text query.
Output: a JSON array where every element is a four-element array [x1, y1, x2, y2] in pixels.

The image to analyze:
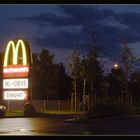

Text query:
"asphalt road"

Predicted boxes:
[[1, 114, 140, 135]]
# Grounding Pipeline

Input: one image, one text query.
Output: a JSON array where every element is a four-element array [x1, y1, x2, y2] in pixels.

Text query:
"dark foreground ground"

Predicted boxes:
[[1, 113, 140, 136]]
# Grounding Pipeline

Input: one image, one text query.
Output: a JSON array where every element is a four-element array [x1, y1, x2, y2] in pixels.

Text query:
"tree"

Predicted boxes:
[[120, 39, 138, 105], [52, 63, 71, 99], [32, 53, 42, 99], [107, 65, 125, 99], [68, 32, 105, 112], [121, 39, 136, 91], [129, 72, 140, 105], [69, 48, 82, 111], [32, 50, 71, 100], [81, 32, 104, 97], [32, 49, 54, 99]]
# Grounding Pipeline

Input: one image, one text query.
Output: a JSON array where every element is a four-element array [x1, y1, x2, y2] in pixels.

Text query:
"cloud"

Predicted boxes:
[[14, 5, 118, 27], [14, 12, 82, 27], [12, 5, 140, 64]]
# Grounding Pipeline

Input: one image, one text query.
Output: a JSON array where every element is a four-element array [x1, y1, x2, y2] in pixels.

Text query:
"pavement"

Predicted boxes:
[[1, 111, 136, 124]]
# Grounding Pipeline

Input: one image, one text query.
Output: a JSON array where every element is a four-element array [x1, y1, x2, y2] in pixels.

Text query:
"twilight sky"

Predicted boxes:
[[1, 4, 140, 74]]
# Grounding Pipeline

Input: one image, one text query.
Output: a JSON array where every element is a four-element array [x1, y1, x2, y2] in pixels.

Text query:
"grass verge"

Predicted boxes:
[[4, 110, 83, 117]]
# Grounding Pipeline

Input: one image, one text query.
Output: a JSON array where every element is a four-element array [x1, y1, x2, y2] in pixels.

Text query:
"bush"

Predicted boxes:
[[94, 102, 130, 117], [24, 103, 36, 116], [0, 105, 6, 117], [85, 110, 94, 120], [130, 106, 140, 115]]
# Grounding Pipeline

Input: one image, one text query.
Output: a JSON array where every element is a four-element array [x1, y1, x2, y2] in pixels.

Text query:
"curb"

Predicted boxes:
[[64, 119, 91, 123]]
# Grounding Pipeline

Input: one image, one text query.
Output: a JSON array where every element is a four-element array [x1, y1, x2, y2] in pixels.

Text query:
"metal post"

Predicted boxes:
[[130, 92, 132, 106], [30, 64, 33, 103], [59, 100, 61, 111], [7, 100, 9, 111], [71, 93, 73, 112], [121, 91, 123, 104], [83, 79, 86, 97], [43, 99, 46, 112]]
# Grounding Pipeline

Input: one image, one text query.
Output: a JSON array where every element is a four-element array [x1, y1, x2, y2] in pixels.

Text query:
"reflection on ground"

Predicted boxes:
[[0, 117, 91, 135]]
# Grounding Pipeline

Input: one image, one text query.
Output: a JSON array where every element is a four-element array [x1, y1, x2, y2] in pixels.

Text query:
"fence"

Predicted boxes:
[[0, 99, 71, 111]]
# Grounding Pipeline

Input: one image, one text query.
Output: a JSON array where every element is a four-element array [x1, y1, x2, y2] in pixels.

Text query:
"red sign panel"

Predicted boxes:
[[3, 64, 29, 78]]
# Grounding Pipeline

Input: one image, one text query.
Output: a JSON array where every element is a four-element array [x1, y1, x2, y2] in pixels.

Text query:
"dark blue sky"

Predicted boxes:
[[1, 4, 140, 74]]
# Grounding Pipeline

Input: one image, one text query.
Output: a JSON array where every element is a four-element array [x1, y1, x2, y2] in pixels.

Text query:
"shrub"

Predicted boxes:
[[94, 102, 130, 117], [85, 110, 94, 120], [130, 106, 140, 115], [24, 103, 36, 116], [0, 105, 6, 117]]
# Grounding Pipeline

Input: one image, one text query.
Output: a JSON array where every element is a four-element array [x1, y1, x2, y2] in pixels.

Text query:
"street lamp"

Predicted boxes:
[[114, 63, 119, 69]]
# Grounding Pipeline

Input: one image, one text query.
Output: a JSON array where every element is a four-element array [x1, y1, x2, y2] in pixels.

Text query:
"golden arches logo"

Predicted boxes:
[[4, 39, 31, 67], [3, 39, 32, 78]]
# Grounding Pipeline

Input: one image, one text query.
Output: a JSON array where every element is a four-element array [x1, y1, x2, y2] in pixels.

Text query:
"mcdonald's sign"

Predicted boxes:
[[3, 39, 32, 78], [4, 90, 27, 100], [3, 39, 32, 100]]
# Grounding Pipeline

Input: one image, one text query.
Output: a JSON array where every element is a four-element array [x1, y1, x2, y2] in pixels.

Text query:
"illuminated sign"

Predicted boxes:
[[3, 78, 28, 89], [4, 66, 29, 73], [3, 39, 32, 101], [4, 90, 27, 100], [4, 40, 29, 66], [3, 39, 32, 78], [3, 64, 29, 78]]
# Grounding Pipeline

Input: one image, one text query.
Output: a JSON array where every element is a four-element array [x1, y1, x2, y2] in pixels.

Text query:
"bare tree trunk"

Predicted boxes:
[[74, 78, 77, 112]]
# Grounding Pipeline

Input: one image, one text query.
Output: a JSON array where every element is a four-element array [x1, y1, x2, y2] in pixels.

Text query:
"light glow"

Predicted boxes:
[[114, 63, 119, 69]]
